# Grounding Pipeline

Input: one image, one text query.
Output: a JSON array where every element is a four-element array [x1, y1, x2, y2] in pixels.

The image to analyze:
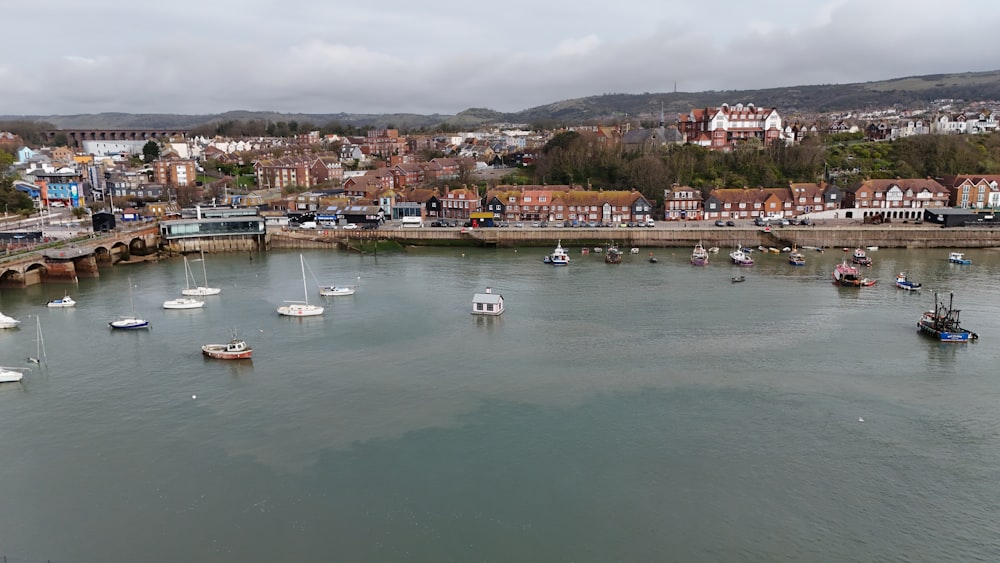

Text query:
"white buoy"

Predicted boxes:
[[192, 395, 197, 400], [858, 417, 864, 422]]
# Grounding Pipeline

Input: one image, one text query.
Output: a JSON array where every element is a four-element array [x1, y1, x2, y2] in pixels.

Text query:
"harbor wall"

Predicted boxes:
[[319, 225, 1000, 249]]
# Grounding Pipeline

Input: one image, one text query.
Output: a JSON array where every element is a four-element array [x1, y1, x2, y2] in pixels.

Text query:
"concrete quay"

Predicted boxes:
[[271, 222, 1000, 250]]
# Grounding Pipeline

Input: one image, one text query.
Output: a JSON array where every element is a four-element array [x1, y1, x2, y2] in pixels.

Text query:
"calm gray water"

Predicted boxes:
[[2, 244, 1000, 562]]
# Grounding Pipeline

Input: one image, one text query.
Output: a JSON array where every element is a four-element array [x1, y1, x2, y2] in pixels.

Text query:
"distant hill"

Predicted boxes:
[[4, 70, 999, 131]]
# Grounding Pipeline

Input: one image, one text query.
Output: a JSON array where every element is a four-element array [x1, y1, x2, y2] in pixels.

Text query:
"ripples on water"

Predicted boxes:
[[1, 246, 999, 561]]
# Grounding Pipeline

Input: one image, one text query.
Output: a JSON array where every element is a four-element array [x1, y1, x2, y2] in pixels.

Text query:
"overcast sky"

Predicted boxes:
[[3, 0, 997, 116]]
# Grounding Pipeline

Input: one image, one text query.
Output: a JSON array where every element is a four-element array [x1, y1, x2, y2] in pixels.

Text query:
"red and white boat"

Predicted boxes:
[[833, 260, 876, 287], [202, 336, 253, 360]]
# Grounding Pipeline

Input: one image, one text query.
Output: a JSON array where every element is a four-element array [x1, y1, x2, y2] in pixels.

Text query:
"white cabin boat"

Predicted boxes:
[[472, 287, 504, 316], [547, 240, 570, 265], [0, 312, 21, 329], [948, 252, 972, 265], [0, 366, 25, 383], [46, 294, 76, 308], [319, 285, 356, 296]]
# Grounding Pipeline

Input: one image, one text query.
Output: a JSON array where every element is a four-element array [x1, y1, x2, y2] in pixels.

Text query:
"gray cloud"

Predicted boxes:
[[2, 0, 997, 116]]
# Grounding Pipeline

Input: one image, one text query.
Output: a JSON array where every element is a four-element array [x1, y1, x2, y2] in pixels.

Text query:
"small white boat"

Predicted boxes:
[[46, 294, 76, 308], [0, 312, 21, 329], [278, 255, 324, 317], [866, 246, 879, 251], [895, 272, 922, 291], [629, 247, 640, 255], [163, 297, 205, 309], [472, 286, 504, 316], [109, 316, 151, 330], [548, 240, 570, 265], [707, 246, 720, 253], [109, 276, 150, 330], [319, 285, 356, 296], [181, 251, 222, 296], [730, 246, 754, 266], [0, 366, 25, 383], [948, 252, 972, 265]]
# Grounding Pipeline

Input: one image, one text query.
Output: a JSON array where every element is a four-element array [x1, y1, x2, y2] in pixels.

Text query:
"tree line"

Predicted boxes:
[[517, 130, 1000, 204]]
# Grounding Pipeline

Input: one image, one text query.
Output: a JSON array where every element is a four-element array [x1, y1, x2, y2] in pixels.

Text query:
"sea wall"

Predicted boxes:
[[317, 225, 1000, 249]]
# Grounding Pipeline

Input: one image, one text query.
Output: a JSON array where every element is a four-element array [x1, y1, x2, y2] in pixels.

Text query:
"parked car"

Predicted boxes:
[[799, 218, 813, 226], [754, 217, 767, 227], [342, 223, 358, 230], [715, 220, 726, 227], [726, 220, 736, 227]]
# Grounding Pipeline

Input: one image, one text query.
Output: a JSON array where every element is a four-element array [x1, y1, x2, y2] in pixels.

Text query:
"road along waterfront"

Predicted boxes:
[[2, 247, 1000, 561]]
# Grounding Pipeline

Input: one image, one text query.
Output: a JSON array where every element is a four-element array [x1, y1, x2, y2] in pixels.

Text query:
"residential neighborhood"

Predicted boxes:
[[3, 97, 1000, 230]]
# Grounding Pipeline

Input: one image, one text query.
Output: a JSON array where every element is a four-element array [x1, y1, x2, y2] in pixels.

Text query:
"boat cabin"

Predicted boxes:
[[472, 287, 504, 316]]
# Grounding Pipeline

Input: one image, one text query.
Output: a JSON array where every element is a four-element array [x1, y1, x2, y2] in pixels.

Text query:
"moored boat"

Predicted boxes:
[[548, 240, 570, 266], [788, 248, 806, 266], [948, 252, 971, 265], [163, 297, 205, 309], [690, 242, 709, 266], [895, 272, 922, 291], [319, 285, 356, 296], [832, 260, 863, 287], [729, 246, 754, 266], [0, 366, 26, 383], [202, 336, 253, 360], [46, 294, 76, 308], [278, 255, 324, 317], [731, 275, 746, 283], [605, 243, 622, 264], [852, 247, 872, 267], [109, 277, 150, 330], [917, 292, 978, 342], [0, 312, 21, 329]]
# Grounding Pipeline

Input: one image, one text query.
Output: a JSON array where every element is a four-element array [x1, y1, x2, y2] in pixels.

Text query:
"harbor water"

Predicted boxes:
[[2, 245, 1000, 562]]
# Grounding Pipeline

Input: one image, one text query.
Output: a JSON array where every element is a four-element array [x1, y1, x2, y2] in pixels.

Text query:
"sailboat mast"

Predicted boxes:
[[301, 254, 309, 305], [201, 249, 209, 286]]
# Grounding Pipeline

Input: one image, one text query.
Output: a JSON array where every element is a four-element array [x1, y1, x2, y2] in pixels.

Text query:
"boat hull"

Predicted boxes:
[[319, 287, 356, 296], [47, 298, 76, 308], [0, 368, 25, 383], [182, 287, 222, 296], [277, 304, 324, 316], [918, 323, 975, 342], [202, 346, 253, 360], [163, 299, 205, 309], [109, 319, 150, 330]]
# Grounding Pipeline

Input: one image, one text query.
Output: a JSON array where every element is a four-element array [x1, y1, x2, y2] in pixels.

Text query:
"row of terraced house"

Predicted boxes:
[[663, 176, 1000, 222]]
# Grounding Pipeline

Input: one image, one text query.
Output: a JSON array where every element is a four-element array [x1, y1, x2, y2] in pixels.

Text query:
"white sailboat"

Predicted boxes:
[[182, 250, 221, 296], [163, 296, 205, 309], [109, 277, 151, 329], [27, 316, 47, 368], [0, 365, 25, 383], [278, 255, 325, 317]]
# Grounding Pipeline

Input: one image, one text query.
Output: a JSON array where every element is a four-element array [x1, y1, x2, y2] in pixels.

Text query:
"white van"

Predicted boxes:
[[401, 216, 424, 228]]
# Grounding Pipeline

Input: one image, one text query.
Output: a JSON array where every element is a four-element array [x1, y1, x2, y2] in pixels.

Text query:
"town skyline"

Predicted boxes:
[[4, 0, 1000, 117]]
